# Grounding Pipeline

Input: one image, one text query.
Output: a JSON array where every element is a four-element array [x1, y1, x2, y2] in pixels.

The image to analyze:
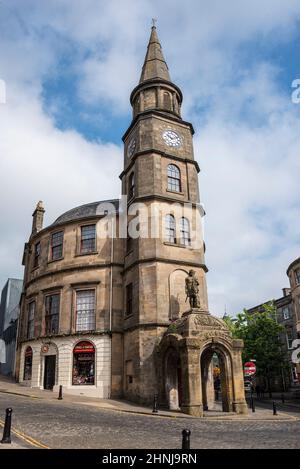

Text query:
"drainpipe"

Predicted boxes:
[[109, 216, 114, 398]]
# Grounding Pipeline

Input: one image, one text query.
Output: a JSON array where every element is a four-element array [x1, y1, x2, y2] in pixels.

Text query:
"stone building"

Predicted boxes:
[[15, 25, 247, 416], [287, 257, 300, 381], [0, 278, 23, 376], [247, 288, 299, 391]]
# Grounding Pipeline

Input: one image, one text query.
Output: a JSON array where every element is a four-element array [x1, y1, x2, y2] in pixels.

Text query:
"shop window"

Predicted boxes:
[[72, 341, 95, 385], [75, 290, 95, 332], [23, 346, 33, 380]]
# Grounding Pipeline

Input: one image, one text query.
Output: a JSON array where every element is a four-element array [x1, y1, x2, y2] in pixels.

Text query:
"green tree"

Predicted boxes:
[[224, 302, 289, 394]]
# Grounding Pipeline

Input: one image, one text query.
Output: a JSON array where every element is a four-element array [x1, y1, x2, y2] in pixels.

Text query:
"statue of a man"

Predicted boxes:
[[185, 269, 201, 309]]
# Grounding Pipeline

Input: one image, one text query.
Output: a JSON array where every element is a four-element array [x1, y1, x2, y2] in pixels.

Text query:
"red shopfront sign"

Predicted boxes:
[[73, 341, 95, 354]]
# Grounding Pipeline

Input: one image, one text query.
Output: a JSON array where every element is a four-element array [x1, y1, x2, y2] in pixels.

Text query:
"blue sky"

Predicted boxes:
[[1, 0, 300, 315]]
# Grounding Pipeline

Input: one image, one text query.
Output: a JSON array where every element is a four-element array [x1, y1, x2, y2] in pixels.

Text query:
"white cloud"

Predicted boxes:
[[0, 0, 300, 316]]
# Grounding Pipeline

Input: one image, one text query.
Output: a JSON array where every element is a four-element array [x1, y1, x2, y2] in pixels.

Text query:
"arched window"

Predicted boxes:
[[23, 346, 32, 381], [128, 172, 135, 199], [180, 217, 191, 246], [163, 92, 172, 111], [167, 164, 181, 192], [72, 341, 95, 385], [165, 214, 176, 244]]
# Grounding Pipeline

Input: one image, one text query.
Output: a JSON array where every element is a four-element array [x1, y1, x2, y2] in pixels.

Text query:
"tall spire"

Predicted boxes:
[[139, 24, 171, 84]]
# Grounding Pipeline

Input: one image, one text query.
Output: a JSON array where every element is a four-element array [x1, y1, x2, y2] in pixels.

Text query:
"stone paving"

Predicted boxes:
[[0, 391, 299, 449]]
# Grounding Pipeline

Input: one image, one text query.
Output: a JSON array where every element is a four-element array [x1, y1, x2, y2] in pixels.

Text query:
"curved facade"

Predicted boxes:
[[17, 201, 124, 396]]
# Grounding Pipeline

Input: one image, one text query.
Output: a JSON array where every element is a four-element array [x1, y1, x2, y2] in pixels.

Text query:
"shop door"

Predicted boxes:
[[44, 355, 56, 390]]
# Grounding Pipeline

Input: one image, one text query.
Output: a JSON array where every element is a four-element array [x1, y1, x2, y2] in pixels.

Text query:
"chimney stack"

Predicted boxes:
[[31, 201, 45, 235]]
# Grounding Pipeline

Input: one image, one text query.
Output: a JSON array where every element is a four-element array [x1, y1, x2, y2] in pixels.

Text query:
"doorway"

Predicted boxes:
[[43, 355, 56, 390], [200, 347, 231, 413]]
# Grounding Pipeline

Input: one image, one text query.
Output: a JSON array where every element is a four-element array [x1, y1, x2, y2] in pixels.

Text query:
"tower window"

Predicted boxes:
[[75, 290, 96, 332], [27, 301, 35, 339], [180, 217, 191, 246], [163, 92, 172, 111], [80, 224, 96, 254], [167, 164, 181, 192], [51, 231, 63, 260], [33, 241, 41, 268], [165, 214, 176, 243], [128, 172, 135, 199], [126, 283, 133, 316], [45, 293, 60, 335]]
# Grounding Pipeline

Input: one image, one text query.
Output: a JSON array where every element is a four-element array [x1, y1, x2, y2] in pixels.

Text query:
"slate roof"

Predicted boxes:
[[52, 199, 119, 226]]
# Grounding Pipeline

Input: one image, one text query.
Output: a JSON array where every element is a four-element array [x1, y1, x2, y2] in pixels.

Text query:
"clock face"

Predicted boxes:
[[127, 138, 136, 158], [162, 130, 182, 148]]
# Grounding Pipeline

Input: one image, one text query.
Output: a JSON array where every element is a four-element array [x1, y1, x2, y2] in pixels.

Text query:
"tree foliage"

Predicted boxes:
[[224, 302, 289, 388]]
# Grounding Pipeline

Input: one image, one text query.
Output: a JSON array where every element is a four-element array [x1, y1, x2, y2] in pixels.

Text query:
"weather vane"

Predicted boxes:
[[152, 18, 157, 27]]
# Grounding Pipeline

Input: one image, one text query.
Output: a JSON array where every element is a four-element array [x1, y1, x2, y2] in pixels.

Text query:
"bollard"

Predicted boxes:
[[215, 390, 219, 401], [273, 401, 277, 416], [1, 408, 13, 444], [281, 393, 285, 404], [251, 397, 255, 413], [152, 393, 158, 413], [58, 385, 63, 400], [182, 429, 191, 450]]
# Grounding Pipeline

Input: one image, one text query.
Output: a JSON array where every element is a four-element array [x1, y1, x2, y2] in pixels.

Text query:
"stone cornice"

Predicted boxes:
[[119, 149, 200, 179], [123, 257, 208, 274], [122, 109, 194, 141], [25, 262, 124, 289]]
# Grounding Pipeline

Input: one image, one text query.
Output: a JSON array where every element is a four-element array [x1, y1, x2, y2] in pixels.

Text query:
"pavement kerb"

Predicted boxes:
[[0, 419, 50, 449]]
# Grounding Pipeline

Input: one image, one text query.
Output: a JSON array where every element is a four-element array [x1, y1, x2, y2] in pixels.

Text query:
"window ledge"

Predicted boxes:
[[124, 314, 133, 320], [163, 241, 192, 249], [75, 251, 98, 257], [166, 189, 184, 195], [48, 257, 64, 264]]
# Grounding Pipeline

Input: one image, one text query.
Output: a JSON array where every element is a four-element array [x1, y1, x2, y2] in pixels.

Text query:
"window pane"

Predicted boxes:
[[33, 242, 40, 267], [167, 165, 181, 192], [76, 290, 95, 331], [180, 217, 191, 246], [81, 225, 96, 253], [27, 301, 35, 339], [45, 294, 60, 334], [165, 214, 176, 243], [51, 232, 63, 260], [126, 284, 133, 316], [296, 269, 300, 284]]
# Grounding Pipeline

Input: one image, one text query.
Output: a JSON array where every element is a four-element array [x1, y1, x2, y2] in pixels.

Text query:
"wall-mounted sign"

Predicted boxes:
[[41, 344, 49, 354]]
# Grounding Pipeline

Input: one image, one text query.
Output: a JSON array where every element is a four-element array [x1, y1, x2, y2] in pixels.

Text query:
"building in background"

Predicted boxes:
[[287, 257, 300, 382], [0, 278, 23, 376], [247, 287, 299, 391]]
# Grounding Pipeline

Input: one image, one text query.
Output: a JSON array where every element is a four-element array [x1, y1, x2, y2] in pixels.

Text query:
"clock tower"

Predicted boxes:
[[121, 25, 209, 403]]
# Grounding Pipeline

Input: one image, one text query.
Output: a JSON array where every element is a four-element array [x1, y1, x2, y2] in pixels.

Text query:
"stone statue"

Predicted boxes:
[[185, 269, 201, 309]]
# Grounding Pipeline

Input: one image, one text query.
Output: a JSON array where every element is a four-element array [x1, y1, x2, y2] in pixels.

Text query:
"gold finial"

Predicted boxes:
[[152, 18, 157, 28]]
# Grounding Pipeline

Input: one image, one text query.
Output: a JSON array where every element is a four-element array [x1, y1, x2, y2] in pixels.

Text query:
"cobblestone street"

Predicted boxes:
[[0, 392, 300, 449]]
